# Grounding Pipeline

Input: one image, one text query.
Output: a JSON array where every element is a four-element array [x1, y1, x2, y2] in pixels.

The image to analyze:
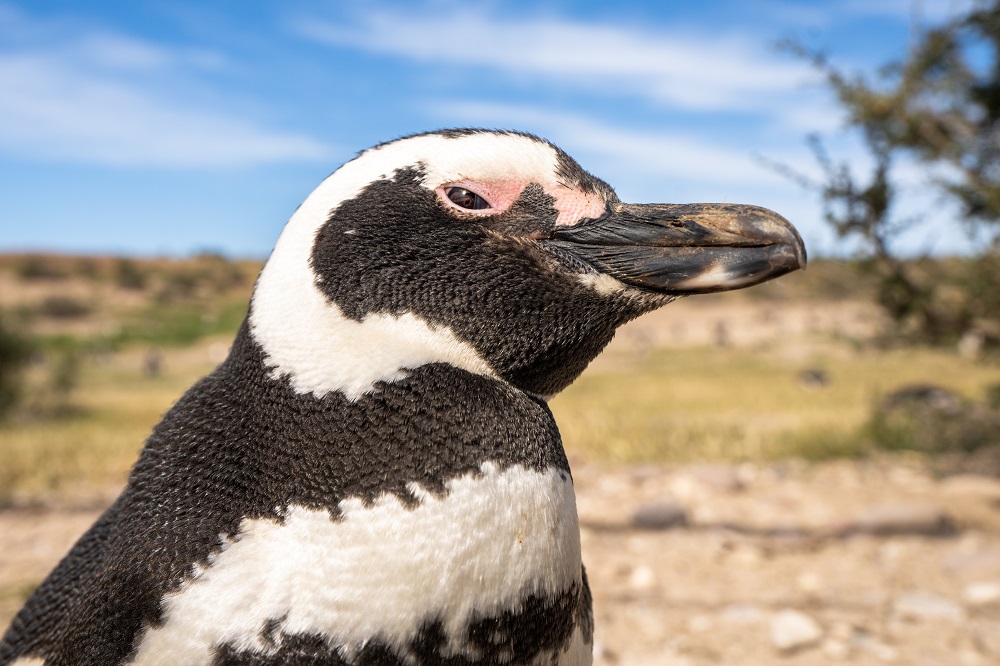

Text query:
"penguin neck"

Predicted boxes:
[[247, 259, 498, 402]]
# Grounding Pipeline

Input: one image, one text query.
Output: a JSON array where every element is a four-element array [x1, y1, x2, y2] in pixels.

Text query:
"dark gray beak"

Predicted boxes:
[[543, 203, 807, 294]]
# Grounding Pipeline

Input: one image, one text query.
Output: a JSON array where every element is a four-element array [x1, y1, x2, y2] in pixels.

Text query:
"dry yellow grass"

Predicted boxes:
[[553, 344, 1000, 462], [2, 334, 998, 505], [0, 343, 221, 505]]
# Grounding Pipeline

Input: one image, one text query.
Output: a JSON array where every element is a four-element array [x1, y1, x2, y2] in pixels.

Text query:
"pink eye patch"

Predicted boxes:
[[436, 179, 606, 226]]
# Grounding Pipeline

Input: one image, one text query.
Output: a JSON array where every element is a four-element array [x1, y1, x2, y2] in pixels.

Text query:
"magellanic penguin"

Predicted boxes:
[[0, 129, 805, 666]]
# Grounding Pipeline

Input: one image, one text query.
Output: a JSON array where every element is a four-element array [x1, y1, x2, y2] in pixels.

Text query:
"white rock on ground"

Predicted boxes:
[[770, 609, 824, 652], [893, 590, 965, 621], [631, 499, 688, 530], [962, 582, 1000, 606], [851, 503, 954, 536]]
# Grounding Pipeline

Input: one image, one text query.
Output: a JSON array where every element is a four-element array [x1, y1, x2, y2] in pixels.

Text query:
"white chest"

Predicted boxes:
[[130, 463, 585, 665]]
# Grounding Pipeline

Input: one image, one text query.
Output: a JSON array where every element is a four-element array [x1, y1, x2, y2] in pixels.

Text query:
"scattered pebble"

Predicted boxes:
[[631, 499, 688, 530], [942, 545, 1000, 579], [821, 637, 850, 660], [719, 603, 764, 624], [962, 581, 1000, 606], [848, 629, 899, 662], [690, 465, 744, 493], [770, 609, 823, 652], [893, 590, 965, 622], [627, 564, 655, 590], [728, 544, 763, 566], [850, 503, 954, 536], [686, 613, 713, 633], [940, 474, 1000, 497], [796, 571, 823, 594]]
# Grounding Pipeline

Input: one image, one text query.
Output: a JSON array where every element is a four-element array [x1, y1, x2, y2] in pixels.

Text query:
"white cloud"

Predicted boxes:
[[297, 7, 818, 114], [840, 0, 978, 23], [424, 100, 797, 189], [426, 100, 983, 256], [0, 8, 329, 167], [0, 54, 328, 167]]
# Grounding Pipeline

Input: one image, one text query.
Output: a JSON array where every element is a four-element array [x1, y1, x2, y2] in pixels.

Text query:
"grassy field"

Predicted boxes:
[[554, 344, 1000, 463], [2, 332, 998, 505], [2, 252, 999, 505], [0, 343, 222, 505]]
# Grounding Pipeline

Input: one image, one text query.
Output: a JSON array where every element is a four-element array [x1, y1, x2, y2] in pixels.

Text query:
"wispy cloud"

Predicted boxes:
[[840, 0, 977, 22], [0, 6, 329, 167], [424, 100, 801, 190], [297, 7, 817, 113]]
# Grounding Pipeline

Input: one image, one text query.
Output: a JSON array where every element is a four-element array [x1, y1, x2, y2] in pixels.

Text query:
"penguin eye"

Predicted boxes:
[[445, 187, 492, 210]]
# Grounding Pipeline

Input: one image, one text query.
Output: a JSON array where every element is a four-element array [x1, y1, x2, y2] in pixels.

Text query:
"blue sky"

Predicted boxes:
[[0, 0, 981, 258]]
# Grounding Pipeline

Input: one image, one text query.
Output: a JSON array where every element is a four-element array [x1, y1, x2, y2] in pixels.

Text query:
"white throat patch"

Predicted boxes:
[[249, 133, 570, 399], [130, 463, 584, 665]]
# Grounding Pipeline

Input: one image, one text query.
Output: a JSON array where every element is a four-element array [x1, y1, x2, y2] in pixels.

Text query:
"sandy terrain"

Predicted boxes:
[[1, 287, 997, 663], [2, 457, 998, 665]]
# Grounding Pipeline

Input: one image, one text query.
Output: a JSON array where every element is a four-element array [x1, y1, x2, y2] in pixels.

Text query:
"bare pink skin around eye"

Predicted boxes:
[[436, 180, 526, 215], [436, 179, 607, 226], [546, 185, 607, 226]]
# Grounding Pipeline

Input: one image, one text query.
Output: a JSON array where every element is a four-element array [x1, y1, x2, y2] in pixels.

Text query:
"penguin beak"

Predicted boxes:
[[542, 203, 807, 294]]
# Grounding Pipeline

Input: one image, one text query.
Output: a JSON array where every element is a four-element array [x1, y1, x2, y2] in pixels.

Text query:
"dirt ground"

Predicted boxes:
[[2, 457, 998, 665], [573, 459, 1000, 665], [1, 295, 998, 663]]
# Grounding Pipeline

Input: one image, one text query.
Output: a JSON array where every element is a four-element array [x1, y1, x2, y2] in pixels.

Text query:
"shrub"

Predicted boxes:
[[0, 315, 35, 418], [38, 296, 91, 320]]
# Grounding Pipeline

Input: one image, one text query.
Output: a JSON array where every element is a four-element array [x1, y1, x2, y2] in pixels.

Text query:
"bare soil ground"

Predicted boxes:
[[2, 458, 998, 665], [2, 258, 997, 663], [574, 459, 1000, 665]]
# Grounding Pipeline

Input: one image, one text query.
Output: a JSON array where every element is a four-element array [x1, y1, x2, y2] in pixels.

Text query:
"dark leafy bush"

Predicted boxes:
[[0, 315, 35, 418], [38, 296, 91, 319]]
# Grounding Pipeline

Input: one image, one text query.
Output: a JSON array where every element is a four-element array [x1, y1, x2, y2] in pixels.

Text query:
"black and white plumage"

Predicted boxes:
[[0, 129, 805, 666]]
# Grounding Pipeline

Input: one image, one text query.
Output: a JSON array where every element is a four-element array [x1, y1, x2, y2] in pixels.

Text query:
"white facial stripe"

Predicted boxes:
[[575, 272, 630, 296], [413, 133, 561, 190], [250, 132, 573, 398], [9, 659, 46, 666], [131, 463, 583, 664], [250, 276, 496, 399]]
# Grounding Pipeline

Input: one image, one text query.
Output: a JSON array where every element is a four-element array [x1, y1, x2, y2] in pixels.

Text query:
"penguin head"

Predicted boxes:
[[249, 129, 805, 399]]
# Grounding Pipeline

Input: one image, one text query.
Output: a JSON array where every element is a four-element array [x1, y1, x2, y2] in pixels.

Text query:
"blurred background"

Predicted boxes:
[[1, 1, 999, 664]]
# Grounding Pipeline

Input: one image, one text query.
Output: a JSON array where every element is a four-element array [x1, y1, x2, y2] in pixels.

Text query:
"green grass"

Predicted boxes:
[[1, 340, 998, 504], [0, 346, 219, 504], [551, 345, 1000, 463], [109, 300, 249, 348]]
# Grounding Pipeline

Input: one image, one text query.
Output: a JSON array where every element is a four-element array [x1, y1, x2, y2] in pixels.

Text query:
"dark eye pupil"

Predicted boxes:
[[446, 187, 490, 210]]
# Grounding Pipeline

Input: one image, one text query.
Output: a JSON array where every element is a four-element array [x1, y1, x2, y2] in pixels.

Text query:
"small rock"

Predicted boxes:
[[798, 368, 829, 388], [829, 621, 855, 641], [821, 637, 850, 660], [959, 649, 985, 665], [971, 618, 1000, 654], [893, 590, 964, 622], [881, 384, 963, 415], [628, 564, 655, 590], [848, 629, 898, 662], [941, 474, 1000, 498], [631, 499, 688, 530], [796, 571, 823, 594], [770, 609, 823, 652], [963, 581, 1000, 606], [729, 544, 763, 566], [851, 503, 954, 536], [690, 465, 745, 492], [686, 613, 713, 633], [720, 603, 764, 624], [942, 545, 1000, 578], [871, 643, 899, 662]]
